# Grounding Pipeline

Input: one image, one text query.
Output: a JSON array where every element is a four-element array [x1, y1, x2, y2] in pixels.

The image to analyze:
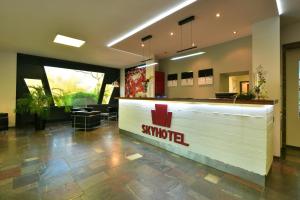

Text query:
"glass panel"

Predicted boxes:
[[102, 84, 114, 104], [44, 66, 104, 106], [24, 79, 44, 95]]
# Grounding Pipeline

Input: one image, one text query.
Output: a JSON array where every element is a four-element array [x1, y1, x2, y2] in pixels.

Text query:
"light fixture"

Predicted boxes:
[[275, 0, 283, 15], [54, 34, 85, 47], [170, 52, 206, 61], [233, 31, 237, 35], [137, 62, 158, 68], [170, 32, 174, 36], [176, 16, 197, 53], [106, 0, 197, 47], [140, 35, 154, 64], [141, 43, 145, 47], [216, 13, 221, 18]]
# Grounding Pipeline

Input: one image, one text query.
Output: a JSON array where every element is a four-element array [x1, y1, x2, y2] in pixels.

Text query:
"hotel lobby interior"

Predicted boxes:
[[1, 0, 300, 199]]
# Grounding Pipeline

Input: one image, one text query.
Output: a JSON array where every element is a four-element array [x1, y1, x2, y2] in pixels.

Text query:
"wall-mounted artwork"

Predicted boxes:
[[125, 66, 155, 98], [167, 74, 178, 87], [125, 67, 146, 98], [181, 72, 194, 86], [198, 68, 213, 86]]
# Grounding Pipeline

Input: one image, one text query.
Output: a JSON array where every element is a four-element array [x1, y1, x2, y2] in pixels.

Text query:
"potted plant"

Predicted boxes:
[[237, 91, 256, 100], [253, 65, 267, 99], [16, 86, 52, 130]]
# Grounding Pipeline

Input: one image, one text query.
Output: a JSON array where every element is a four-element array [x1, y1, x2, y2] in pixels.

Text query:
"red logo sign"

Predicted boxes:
[[151, 104, 172, 128], [141, 104, 189, 147]]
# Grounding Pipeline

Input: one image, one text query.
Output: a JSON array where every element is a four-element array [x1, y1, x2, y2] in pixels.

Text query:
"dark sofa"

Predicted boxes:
[[0, 113, 8, 131]]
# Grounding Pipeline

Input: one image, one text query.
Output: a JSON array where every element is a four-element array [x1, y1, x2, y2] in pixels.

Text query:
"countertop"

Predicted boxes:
[[116, 97, 278, 105]]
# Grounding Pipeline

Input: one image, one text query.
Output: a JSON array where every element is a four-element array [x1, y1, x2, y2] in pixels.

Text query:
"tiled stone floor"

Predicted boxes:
[[0, 122, 300, 200]]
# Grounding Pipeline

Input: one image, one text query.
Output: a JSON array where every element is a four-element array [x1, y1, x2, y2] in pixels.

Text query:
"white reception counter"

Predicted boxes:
[[118, 98, 276, 186]]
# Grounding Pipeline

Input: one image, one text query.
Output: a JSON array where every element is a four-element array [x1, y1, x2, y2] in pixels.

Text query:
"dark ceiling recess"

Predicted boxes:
[[140, 58, 152, 63], [176, 46, 197, 53], [178, 15, 195, 25], [141, 35, 153, 42]]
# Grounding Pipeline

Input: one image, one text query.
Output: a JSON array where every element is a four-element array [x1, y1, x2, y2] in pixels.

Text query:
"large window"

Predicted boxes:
[[102, 84, 114, 104], [44, 66, 104, 106], [24, 79, 44, 95]]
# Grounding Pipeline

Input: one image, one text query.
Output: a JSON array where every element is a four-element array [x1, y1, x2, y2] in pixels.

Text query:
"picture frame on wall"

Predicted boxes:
[[181, 72, 194, 86], [167, 73, 178, 87], [198, 68, 213, 86]]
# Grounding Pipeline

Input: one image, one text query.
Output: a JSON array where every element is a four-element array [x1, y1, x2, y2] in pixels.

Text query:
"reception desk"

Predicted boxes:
[[118, 98, 276, 186]]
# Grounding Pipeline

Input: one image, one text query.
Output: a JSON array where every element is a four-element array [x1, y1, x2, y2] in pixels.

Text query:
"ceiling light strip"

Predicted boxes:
[[170, 52, 206, 61], [107, 0, 197, 47], [54, 34, 85, 47], [275, 0, 283, 15], [137, 62, 158, 68]]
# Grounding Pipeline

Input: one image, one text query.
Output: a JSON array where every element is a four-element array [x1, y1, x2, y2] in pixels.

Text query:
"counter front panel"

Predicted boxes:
[[119, 98, 274, 186]]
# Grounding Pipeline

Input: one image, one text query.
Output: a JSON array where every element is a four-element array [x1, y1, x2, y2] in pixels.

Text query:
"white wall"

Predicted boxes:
[[281, 22, 300, 44], [159, 36, 252, 98], [0, 51, 17, 127], [252, 16, 281, 157]]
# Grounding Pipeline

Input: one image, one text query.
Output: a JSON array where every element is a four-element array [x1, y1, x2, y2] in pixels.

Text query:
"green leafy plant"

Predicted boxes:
[[237, 91, 256, 100], [51, 88, 72, 112], [253, 65, 267, 99], [15, 86, 52, 119]]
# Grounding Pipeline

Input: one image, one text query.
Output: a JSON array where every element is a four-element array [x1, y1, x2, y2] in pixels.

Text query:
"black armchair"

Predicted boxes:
[[0, 113, 8, 131]]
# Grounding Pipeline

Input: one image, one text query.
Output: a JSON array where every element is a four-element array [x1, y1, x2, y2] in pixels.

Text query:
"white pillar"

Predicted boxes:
[[252, 16, 281, 156], [0, 51, 17, 127], [120, 68, 125, 97]]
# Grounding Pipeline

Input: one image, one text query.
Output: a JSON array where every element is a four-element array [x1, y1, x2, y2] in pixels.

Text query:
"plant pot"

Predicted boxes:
[[35, 115, 46, 130]]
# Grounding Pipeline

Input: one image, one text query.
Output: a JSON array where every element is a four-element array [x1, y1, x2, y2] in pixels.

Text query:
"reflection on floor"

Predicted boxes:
[[0, 122, 299, 200]]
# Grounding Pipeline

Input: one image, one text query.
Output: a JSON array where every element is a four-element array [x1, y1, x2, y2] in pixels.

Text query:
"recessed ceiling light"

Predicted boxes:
[[54, 34, 85, 47], [170, 32, 174, 36], [106, 0, 197, 47], [141, 43, 145, 47], [216, 13, 221, 18], [170, 51, 206, 61], [233, 31, 237, 35]]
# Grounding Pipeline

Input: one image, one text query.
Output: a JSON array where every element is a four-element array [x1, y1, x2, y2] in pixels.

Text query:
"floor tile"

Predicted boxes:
[[204, 173, 221, 184], [13, 173, 39, 189], [0, 122, 300, 200], [78, 171, 109, 191], [126, 153, 143, 161], [0, 166, 21, 181], [24, 157, 39, 163], [93, 147, 104, 154]]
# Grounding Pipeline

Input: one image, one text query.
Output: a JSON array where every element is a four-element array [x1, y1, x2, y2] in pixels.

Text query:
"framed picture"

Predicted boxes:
[[198, 68, 213, 86], [167, 73, 178, 87], [181, 72, 194, 86]]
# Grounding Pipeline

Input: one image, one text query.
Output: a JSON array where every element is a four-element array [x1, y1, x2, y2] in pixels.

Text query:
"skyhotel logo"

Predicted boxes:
[[151, 104, 172, 128], [141, 104, 189, 146]]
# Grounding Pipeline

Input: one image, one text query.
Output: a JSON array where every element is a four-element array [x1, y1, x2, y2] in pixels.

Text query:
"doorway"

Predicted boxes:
[[284, 44, 300, 148], [220, 72, 249, 94]]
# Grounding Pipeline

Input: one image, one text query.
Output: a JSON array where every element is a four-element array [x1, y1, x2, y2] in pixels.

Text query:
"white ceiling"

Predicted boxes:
[[0, 0, 183, 68], [113, 0, 278, 61], [0, 0, 299, 68]]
